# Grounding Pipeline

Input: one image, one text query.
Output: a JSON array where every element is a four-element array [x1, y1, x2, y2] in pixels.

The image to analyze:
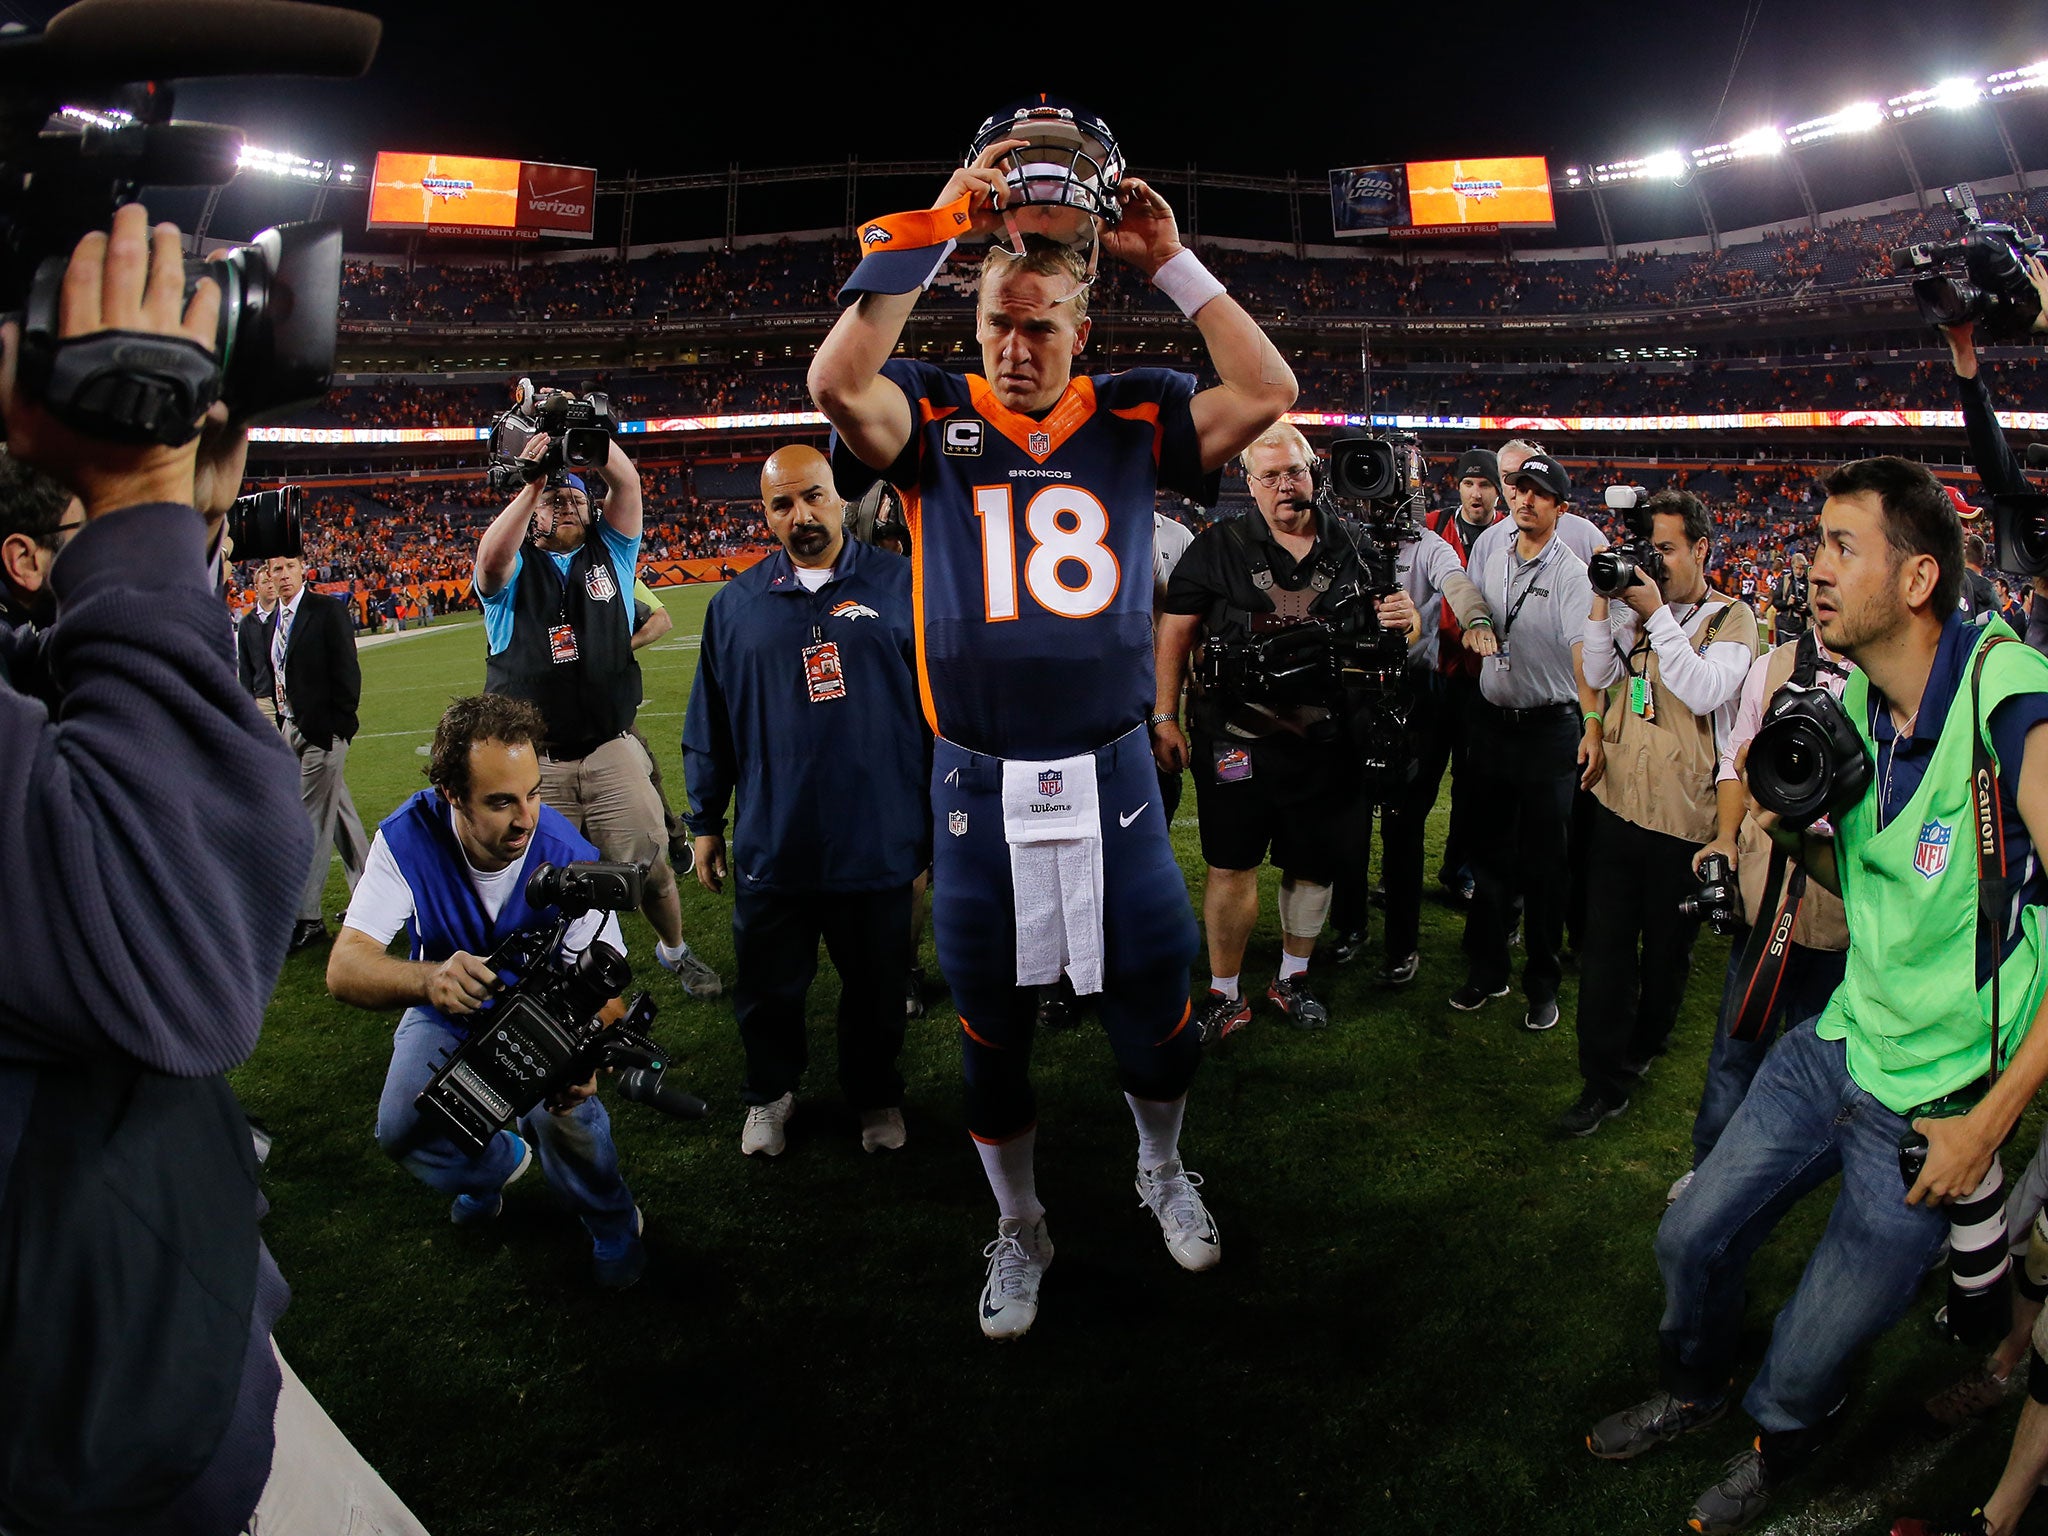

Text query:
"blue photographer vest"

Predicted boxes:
[[379, 789, 598, 1039]]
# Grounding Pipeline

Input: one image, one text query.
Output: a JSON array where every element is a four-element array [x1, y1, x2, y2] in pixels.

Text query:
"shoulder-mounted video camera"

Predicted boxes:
[[1890, 183, 2046, 340], [413, 860, 703, 1156], [1588, 485, 1666, 599], [0, 1, 376, 447], [486, 378, 618, 499]]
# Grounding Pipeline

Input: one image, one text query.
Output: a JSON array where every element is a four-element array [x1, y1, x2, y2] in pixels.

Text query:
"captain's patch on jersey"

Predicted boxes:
[[943, 419, 983, 457]]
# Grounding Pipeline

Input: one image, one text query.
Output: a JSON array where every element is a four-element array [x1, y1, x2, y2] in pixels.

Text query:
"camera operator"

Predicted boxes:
[[328, 693, 648, 1290], [1964, 532, 2003, 623], [1564, 489, 1758, 1135], [0, 449, 82, 628], [0, 205, 424, 1535], [473, 425, 718, 997], [1329, 463, 1496, 984], [1450, 455, 1602, 1029], [1592, 457, 2048, 1536], [1771, 552, 1811, 641], [1156, 423, 1419, 1040]]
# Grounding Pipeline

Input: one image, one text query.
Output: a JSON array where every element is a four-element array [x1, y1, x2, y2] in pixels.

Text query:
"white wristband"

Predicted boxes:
[[1151, 249, 1225, 319]]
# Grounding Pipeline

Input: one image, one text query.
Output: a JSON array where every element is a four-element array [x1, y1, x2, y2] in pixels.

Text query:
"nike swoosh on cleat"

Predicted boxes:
[[1119, 804, 1150, 828]]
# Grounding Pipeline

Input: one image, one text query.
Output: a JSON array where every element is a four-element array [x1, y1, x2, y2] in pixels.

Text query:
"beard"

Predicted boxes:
[[788, 524, 831, 559]]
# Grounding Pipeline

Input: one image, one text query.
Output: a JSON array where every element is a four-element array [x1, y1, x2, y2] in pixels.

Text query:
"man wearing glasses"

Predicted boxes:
[[0, 451, 85, 629], [1157, 423, 1419, 1043]]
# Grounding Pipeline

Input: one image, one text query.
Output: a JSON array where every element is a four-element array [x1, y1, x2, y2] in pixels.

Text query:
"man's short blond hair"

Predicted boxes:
[[1238, 422, 1313, 477], [979, 234, 1092, 322]]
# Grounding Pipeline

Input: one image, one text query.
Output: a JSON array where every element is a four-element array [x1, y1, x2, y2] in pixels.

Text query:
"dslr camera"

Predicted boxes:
[[1677, 852, 1741, 936], [0, 2, 373, 446], [1745, 683, 1873, 831], [1588, 485, 1666, 600], [413, 860, 702, 1155], [1890, 183, 2046, 340], [225, 484, 304, 563], [486, 379, 618, 498]]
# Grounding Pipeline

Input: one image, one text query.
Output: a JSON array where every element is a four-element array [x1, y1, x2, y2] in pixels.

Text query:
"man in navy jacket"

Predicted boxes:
[[683, 445, 929, 1158]]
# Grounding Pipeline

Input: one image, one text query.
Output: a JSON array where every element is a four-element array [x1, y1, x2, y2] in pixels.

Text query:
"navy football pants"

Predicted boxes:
[[931, 725, 1201, 1142]]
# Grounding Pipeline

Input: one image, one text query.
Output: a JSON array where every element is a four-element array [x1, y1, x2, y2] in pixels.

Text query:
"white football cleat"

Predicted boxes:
[[1135, 1159, 1221, 1272], [978, 1216, 1053, 1341], [740, 1092, 794, 1157], [859, 1106, 907, 1153]]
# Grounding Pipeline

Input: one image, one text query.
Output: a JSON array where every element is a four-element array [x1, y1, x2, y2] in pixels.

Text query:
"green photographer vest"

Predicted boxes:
[[1817, 620, 2048, 1113]]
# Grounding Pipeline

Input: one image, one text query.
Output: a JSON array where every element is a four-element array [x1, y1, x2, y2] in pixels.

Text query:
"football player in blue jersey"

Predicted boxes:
[[810, 97, 1296, 1340]]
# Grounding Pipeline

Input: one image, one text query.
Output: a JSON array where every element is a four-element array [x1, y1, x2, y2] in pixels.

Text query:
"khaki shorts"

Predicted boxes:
[[539, 733, 678, 905]]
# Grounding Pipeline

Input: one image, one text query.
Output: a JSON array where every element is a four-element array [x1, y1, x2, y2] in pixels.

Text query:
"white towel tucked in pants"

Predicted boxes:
[[1000, 752, 1106, 995]]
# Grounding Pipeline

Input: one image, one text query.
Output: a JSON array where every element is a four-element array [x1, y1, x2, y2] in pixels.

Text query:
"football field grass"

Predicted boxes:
[[236, 584, 2033, 1535]]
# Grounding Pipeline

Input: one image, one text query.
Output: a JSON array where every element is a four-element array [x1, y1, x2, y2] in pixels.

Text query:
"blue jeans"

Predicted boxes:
[[1655, 1020, 1947, 1433], [1690, 933, 1849, 1168], [373, 1007, 638, 1248]]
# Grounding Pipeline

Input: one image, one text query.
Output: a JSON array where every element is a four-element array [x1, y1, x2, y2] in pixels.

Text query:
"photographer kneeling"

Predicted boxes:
[[328, 694, 648, 1290], [1589, 457, 2048, 1536], [474, 413, 718, 997], [1155, 423, 1419, 1041]]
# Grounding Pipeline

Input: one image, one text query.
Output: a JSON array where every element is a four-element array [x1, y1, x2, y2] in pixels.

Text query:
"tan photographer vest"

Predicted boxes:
[[1595, 598, 1760, 845], [1734, 636, 1852, 952]]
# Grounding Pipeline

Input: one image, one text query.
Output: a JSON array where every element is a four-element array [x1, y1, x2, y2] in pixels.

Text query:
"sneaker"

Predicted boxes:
[[288, 919, 329, 953], [1035, 986, 1076, 1032], [1135, 1159, 1221, 1272], [1924, 1360, 2022, 1428], [859, 1107, 907, 1153], [1195, 990, 1252, 1047], [1328, 928, 1368, 966], [1557, 1088, 1630, 1137], [905, 966, 928, 1021], [449, 1133, 533, 1226], [1448, 981, 1510, 1011], [1524, 997, 1561, 1033], [978, 1215, 1053, 1341], [741, 1092, 794, 1157], [1586, 1389, 1728, 1460], [657, 938, 722, 999], [1686, 1442, 1772, 1534], [1377, 950, 1419, 987], [592, 1205, 647, 1291], [1266, 974, 1329, 1031], [1667, 1169, 1696, 1206]]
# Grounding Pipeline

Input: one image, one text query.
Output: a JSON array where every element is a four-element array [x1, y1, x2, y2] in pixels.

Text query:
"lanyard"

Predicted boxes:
[[1626, 601, 1702, 679], [1496, 540, 1552, 643]]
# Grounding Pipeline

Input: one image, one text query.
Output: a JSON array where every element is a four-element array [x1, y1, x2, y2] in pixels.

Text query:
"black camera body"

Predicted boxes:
[[226, 484, 304, 563], [1588, 485, 1667, 600], [1746, 683, 1873, 831], [413, 860, 691, 1156], [486, 379, 618, 498], [1991, 492, 2048, 580], [1890, 183, 2046, 340], [1677, 852, 1742, 936]]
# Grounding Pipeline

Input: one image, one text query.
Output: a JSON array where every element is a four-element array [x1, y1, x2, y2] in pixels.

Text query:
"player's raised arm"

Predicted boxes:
[[1101, 178, 1297, 473], [809, 140, 1024, 472]]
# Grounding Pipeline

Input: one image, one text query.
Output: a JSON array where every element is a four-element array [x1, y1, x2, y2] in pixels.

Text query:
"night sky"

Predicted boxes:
[[9, 0, 2048, 249]]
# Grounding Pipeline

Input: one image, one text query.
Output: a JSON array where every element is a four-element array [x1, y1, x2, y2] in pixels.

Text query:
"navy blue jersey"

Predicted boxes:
[[834, 360, 1217, 759]]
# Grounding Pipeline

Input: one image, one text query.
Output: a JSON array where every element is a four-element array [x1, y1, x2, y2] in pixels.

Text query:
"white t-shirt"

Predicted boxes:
[[1152, 512, 1195, 606], [793, 565, 832, 591], [343, 830, 625, 958]]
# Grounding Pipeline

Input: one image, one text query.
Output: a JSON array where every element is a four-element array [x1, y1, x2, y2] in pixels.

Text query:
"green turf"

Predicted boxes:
[[236, 586, 2036, 1535]]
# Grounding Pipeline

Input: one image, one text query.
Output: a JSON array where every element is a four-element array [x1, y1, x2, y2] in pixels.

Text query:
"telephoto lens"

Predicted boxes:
[[1746, 685, 1872, 831]]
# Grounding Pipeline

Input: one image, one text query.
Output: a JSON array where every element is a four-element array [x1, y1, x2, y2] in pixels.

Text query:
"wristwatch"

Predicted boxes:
[[1147, 712, 1178, 730]]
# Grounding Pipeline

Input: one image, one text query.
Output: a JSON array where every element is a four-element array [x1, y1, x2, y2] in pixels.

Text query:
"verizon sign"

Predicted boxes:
[[519, 161, 596, 238], [369, 153, 598, 240]]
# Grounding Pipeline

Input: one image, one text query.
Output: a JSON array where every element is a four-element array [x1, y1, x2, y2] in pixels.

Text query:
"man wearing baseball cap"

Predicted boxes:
[[473, 419, 720, 997], [1450, 454, 1602, 1027]]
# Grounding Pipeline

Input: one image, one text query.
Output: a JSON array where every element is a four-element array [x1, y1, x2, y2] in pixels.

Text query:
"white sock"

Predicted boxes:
[[1126, 1093, 1186, 1171], [1210, 973, 1240, 1000], [1279, 950, 1310, 980], [975, 1128, 1044, 1224], [657, 938, 687, 963]]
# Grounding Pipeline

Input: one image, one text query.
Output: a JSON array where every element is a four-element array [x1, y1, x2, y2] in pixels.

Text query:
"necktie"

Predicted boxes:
[[273, 603, 294, 719]]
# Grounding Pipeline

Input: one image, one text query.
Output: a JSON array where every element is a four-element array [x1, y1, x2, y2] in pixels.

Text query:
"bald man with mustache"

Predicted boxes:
[[682, 445, 931, 1158]]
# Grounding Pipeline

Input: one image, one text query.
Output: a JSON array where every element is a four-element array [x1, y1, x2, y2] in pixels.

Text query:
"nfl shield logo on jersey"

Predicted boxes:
[[948, 810, 968, 837], [584, 563, 618, 602], [1915, 818, 1952, 880], [1038, 770, 1064, 798], [1028, 430, 1051, 456]]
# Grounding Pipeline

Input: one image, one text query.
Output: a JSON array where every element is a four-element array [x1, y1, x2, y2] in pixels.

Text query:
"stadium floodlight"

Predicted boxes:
[[1936, 76, 1983, 110], [1643, 149, 1687, 183], [1786, 100, 1886, 147], [1988, 62, 2048, 98], [1731, 127, 1783, 157]]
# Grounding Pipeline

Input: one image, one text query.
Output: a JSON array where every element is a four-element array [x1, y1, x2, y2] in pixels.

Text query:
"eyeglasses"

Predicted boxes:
[[1249, 465, 1311, 488]]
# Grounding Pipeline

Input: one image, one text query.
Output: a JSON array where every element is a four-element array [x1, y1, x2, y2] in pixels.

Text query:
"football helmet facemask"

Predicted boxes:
[[968, 95, 1126, 252]]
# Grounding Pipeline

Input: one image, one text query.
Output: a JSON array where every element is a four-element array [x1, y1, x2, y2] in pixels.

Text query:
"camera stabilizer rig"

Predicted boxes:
[[414, 861, 704, 1157]]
